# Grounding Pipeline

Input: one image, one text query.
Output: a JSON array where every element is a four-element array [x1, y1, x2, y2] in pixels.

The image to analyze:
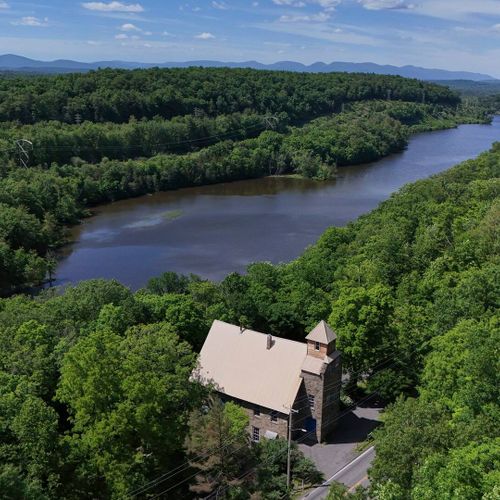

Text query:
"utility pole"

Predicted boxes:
[[263, 114, 279, 130], [286, 407, 299, 491], [14, 139, 33, 168]]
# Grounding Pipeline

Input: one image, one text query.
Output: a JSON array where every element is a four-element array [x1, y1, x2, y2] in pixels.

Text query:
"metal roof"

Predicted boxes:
[[194, 320, 307, 414], [305, 320, 337, 344]]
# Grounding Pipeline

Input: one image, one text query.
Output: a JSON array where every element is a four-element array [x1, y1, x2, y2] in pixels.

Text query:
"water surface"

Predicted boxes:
[[54, 118, 500, 288]]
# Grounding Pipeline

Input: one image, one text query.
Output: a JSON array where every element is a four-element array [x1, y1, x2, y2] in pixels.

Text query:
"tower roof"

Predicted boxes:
[[305, 320, 337, 344]]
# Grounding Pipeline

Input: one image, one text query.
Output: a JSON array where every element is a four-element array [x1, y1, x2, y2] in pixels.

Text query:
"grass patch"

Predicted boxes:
[[162, 209, 184, 221]]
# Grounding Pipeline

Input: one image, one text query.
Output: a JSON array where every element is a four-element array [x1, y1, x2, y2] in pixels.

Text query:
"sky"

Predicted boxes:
[[1, 1, 500, 76]]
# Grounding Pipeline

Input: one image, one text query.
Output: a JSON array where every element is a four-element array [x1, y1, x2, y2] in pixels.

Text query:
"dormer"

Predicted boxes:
[[305, 320, 337, 359]]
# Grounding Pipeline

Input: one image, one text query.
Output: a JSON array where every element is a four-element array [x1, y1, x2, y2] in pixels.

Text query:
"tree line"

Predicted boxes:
[[0, 67, 459, 125], [1, 100, 488, 294], [0, 142, 498, 498]]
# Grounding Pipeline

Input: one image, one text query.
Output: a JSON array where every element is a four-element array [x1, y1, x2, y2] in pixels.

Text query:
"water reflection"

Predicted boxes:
[[54, 118, 500, 289]]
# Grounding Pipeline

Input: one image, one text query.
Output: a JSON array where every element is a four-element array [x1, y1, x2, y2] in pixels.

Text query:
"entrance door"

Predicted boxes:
[[305, 417, 316, 433]]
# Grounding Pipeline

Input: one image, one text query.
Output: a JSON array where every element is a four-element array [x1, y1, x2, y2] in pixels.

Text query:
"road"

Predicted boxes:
[[302, 446, 375, 499]]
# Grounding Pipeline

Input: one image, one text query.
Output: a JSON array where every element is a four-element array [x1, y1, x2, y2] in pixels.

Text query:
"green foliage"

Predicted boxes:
[[56, 322, 199, 498], [0, 67, 459, 125], [369, 397, 453, 492], [255, 438, 323, 499], [326, 481, 367, 499], [185, 396, 251, 496], [412, 438, 500, 500], [0, 96, 485, 293], [0, 99, 498, 497]]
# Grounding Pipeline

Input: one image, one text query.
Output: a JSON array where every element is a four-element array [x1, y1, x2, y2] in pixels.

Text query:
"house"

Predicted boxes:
[[193, 319, 342, 443]]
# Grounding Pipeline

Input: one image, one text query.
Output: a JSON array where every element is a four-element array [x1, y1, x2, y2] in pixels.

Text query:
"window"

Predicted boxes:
[[252, 426, 260, 442], [254, 406, 260, 417], [309, 394, 315, 410], [271, 412, 278, 423], [315, 341, 320, 351]]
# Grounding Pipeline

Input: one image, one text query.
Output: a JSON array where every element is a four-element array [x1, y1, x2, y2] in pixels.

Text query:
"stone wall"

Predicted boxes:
[[301, 351, 342, 442], [220, 395, 288, 440], [320, 352, 342, 440]]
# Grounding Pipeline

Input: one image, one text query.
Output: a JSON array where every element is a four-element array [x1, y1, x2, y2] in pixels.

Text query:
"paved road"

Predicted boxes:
[[302, 446, 375, 499]]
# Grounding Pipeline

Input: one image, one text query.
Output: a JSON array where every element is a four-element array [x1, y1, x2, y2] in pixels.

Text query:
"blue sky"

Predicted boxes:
[[1, 1, 500, 76]]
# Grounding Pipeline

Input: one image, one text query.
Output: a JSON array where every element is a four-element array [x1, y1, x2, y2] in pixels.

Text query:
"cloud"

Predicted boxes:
[[120, 22, 141, 31], [492, 23, 500, 31], [195, 32, 216, 39], [408, 0, 500, 21], [115, 33, 128, 39], [273, 0, 306, 6], [279, 12, 331, 22], [272, 0, 340, 9], [82, 1, 144, 12], [0, 2, 9, 9], [358, 0, 414, 10], [316, 0, 341, 10], [11, 16, 49, 27], [163, 31, 176, 37], [212, 1, 228, 9]]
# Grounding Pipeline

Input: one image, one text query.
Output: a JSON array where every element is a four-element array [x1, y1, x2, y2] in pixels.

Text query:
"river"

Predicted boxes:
[[53, 117, 500, 289]]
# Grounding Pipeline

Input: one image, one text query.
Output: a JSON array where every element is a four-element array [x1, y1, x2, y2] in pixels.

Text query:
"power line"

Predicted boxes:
[[139, 338, 432, 498], [1, 116, 279, 156], [128, 340, 412, 497], [208, 337, 434, 498]]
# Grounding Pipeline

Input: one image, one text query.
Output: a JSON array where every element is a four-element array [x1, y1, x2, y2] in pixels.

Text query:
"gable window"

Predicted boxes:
[[252, 426, 260, 442], [309, 394, 315, 410], [254, 406, 260, 417], [271, 411, 278, 423], [315, 341, 320, 351]]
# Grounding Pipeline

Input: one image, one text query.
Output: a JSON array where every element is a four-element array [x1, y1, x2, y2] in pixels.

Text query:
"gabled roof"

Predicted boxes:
[[194, 320, 307, 414], [305, 320, 337, 344]]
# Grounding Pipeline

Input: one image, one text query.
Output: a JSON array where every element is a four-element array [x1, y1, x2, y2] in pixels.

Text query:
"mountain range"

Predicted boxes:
[[0, 54, 495, 81]]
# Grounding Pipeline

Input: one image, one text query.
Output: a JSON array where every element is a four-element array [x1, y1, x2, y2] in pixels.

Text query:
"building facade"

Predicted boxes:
[[194, 320, 342, 443]]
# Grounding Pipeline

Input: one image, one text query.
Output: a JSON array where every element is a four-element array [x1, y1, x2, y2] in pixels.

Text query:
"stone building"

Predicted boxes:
[[193, 320, 342, 443]]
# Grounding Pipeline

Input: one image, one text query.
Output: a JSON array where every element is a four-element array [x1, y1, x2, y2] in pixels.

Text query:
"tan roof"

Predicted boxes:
[[301, 349, 341, 375], [301, 355, 326, 375], [194, 320, 307, 414], [305, 320, 337, 344]]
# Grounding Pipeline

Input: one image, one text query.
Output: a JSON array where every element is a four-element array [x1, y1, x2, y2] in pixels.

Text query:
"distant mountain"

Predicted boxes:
[[429, 79, 500, 96], [0, 54, 495, 81]]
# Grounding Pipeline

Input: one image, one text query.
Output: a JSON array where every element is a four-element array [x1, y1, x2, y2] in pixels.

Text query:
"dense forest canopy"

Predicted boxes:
[[0, 143, 498, 498], [0, 67, 460, 124]]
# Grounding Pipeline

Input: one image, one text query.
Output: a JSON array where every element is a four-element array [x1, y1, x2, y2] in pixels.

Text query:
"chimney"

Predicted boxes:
[[266, 334, 273, 350]]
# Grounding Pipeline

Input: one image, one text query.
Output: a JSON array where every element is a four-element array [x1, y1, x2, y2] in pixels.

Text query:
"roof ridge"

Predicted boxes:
[[212, 320, 306, 346]]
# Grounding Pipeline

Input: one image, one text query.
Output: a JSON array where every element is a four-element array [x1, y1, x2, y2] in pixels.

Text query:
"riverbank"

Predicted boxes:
[[0, 142, 497, 498], [0, 102, 491, 296], [51, 117, 500, 289]]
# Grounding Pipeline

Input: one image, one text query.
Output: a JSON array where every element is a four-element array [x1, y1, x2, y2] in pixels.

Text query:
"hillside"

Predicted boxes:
[[0, 143, 498, 498]]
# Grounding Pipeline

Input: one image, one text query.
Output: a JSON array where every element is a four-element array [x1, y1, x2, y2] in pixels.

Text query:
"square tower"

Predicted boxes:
[[300, 321, 342, 442]]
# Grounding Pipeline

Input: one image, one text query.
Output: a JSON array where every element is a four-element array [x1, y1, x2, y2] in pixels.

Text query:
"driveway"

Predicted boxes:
[[303, 446, 375, 499], [298, 401, 382, 491]]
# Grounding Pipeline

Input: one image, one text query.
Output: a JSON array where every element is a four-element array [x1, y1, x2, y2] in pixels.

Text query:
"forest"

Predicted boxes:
[[0, 67, 459, 124], [0, 140, 498, 498], [0, 68, 489, 294], [0, 67, 498, 498]]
